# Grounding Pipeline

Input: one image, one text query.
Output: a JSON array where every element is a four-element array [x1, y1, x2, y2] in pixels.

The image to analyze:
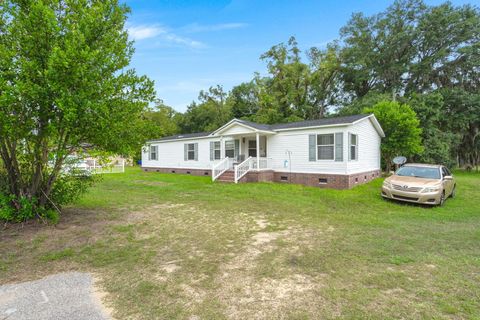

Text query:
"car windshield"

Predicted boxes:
[[396, 166, 441, 179]]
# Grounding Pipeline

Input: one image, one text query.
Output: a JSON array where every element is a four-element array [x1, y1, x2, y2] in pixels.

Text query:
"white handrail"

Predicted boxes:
[[250, 157, 272, 170], [212, 157, 232, 181], [234, 156, 253, 183]]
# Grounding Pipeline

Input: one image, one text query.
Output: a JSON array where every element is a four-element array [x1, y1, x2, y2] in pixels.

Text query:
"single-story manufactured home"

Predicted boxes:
[[141, 114, 385, 189]]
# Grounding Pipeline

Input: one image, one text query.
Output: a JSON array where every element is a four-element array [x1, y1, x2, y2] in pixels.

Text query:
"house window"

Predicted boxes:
[[319, 178, 328, 184], [317, 134, 335, 160], [349, 134, 358, 161], [225, 140, 235, 158], [149, 145, 157, 160], [213, 141, 221, 160], [187, 143, 195, 160]]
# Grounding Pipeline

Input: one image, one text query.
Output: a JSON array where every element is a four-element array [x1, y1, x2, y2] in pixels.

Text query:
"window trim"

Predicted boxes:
[[442, 166, 451, 178], [213, 141, 221, 160], [187, 143, 196, 161], [316, 134, 335, 161], [224, 140, 235, 159], [349, 133, 358, 161], [149, 145, 158, 160]]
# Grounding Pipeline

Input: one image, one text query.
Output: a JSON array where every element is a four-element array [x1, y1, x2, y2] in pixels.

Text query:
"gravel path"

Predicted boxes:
[[0, 272, 111, 320]]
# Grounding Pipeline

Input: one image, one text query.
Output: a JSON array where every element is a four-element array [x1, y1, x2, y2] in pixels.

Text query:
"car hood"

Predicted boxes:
[[386, 175, 441, 187]]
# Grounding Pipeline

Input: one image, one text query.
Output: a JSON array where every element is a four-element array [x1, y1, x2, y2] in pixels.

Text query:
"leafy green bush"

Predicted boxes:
[[17, 196, 36, 221], [0, 194, 36, 222], [49, 174, 96, 208], [43, 209, 60, 225], [0, 193, 16, 222], [0, 174, 94, 223], [364, 101, 423, 172]]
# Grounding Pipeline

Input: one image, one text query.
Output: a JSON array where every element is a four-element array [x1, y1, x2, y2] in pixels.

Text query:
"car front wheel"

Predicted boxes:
[[450, 185, 456, 198]]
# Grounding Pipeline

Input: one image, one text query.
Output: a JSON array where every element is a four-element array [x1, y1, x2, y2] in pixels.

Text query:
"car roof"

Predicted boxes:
[[403, 163, 443, 169]]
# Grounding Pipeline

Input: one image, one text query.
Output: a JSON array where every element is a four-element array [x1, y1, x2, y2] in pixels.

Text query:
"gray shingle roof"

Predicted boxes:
[[270, 114, 370, 130], [149, 131, 211, 142], [235, 119, 273, 131], [148, 114, 371, 142]]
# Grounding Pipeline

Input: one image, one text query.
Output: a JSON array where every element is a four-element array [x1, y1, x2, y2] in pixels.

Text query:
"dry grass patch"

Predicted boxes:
[[214, 218, 337, 319], [1, 168, 479, 319]]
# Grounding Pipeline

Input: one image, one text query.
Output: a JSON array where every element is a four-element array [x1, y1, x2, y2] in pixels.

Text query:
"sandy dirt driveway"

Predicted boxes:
[[0, 272, 111, 320]]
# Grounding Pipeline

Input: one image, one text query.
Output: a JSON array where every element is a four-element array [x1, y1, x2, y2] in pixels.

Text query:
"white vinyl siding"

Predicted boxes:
[[345, 118, 381, 174], [266, 118, 381, 174], [142, 138, 218, 170], [267, 127, 348, 174], [141, 117, 381, 175]]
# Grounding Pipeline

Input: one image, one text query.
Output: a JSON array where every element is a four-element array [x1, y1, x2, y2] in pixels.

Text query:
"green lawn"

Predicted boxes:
[[1, 168, 479, 319]]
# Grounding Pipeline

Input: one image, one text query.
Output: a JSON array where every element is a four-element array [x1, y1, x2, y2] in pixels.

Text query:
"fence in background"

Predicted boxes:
[[85, 159, 125, 174]]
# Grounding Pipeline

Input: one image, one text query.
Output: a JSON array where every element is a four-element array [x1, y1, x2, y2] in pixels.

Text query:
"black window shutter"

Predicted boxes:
[[335, 133, 343, 162]]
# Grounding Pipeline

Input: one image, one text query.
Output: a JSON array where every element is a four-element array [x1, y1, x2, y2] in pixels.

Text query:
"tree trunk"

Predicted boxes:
[[0, 141, 21, 197]]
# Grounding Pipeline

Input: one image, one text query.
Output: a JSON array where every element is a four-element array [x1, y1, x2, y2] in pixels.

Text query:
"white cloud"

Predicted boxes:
[[183, 22, 248, 33], [128, 24, 206, 48], [163, 34, 206, 49], [128, 25, 165, 40]]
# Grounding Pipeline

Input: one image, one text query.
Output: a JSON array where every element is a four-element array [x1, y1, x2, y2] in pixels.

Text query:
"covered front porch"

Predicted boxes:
[[209, 119, 275, 183]]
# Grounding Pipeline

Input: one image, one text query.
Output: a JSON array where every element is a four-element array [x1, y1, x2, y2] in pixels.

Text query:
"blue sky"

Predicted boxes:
[[124, 0, 475, 112]]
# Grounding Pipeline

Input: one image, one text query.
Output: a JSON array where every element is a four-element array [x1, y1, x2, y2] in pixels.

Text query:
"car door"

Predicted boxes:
[[441, 167, 453, 195]]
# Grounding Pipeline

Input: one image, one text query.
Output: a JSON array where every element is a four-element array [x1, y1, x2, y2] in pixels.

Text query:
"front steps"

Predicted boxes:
[[217, 170, 235, 183]]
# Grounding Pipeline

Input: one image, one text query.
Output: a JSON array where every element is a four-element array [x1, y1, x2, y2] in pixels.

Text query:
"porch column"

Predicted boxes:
[[239, 136, 242, 160], [256, 132, 260, 170], [220, 136, 224, 159]]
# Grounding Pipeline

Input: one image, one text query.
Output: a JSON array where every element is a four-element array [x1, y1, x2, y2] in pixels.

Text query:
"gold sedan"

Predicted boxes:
[[381, 164, 456, 206]]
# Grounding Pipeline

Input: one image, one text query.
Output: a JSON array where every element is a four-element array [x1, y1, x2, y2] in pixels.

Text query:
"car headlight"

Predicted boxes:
[[422, 187, 440, 193], [383, 181, 392, 188]]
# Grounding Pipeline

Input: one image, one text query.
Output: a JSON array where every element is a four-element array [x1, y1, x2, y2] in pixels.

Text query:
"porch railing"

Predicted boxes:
[[253, 157, 270, 170], [212, 157, 233, 181], [234, 156, 253, 183], [234, 157, 271, 183]]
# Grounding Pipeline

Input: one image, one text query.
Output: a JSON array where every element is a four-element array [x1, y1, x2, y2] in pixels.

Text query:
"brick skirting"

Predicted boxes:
[[239, 170, 275, 183], [142, 166, 381, 189], [272, 170, 381, 189]]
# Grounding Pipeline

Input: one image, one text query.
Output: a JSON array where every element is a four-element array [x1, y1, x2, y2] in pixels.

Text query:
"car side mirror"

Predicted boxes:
[[443, 175, 453, 180]]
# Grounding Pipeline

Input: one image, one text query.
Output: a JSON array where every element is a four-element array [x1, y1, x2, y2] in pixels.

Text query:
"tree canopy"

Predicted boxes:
[[0, 0, 155, 221], [364, 101, 423, 172], [160, 0, 478, 169]]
